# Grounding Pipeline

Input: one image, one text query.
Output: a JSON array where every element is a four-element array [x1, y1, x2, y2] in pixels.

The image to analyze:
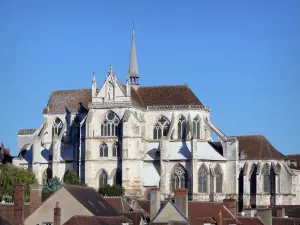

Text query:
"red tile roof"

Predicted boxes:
[[237, 217, 263, 225], [64, 215, 132, 225]]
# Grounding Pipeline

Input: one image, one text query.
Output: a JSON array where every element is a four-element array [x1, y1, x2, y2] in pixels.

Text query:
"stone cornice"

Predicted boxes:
[[146, 104, 210, 112], [89, 101, 132, 109]]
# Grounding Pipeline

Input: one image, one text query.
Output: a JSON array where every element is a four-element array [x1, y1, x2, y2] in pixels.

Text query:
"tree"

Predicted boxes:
[[0, 164, 36, 202], [98, 184, 124, 196], [42, 176, 62, 201], [63, 171, 80, 185]]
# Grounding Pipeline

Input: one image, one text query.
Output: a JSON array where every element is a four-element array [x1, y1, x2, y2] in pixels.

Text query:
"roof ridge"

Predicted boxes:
[[51, 88, 91, 92], [139, 84, 189, 88]]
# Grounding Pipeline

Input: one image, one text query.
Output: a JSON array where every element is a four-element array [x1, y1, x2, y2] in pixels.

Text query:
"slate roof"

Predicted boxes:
[[236, 135, 286, 160], [64, 185, 120, 217], [121, 212, 144, 225], [64, 215, 132, 225], [104, 197, 132, 213], [272, 217, 299, 225], [18, 129, 36, 135], [46, 85, 203, 113]]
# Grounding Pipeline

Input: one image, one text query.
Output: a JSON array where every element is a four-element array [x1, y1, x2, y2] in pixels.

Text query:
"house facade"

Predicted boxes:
[[14, 29, 300, 209]]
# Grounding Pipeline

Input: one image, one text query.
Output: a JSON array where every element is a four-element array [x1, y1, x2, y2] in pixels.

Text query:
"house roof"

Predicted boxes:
[[272, 205, 300, 218], [18, 129, 36, 135], [46, 85, 203, 113], [287, 154, 300, 170], [64, 185, 120, 217], [121, 211, 144, 225], [0, 215, 13, 225], [64, 215, 132, 225], [236, 135, 286, 160], [104, 196, 132, 213], [237, 217, 263, 225], [272, 217, 298, 225]]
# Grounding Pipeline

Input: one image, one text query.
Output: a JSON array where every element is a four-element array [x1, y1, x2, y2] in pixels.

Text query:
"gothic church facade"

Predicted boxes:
[[15, 29, 300, 209]]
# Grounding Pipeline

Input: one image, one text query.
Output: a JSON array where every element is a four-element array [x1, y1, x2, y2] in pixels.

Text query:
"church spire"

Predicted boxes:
[[128, 23, 139, 85]]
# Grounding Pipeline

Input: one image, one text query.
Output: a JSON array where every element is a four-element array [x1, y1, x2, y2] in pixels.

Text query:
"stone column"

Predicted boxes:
[[160, 137, 169, 199], [243, 174, 250, 207], [52, 134, 61, 179], [191, 138, 198, 199]]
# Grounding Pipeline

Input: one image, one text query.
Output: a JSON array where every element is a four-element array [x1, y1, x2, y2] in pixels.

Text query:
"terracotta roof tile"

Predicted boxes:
[[64, 215, 132, 225], [46, 85, 203, 113], [137, 85, 203, 107], [237, 135, 286, 160], [272, 218, 296, 225]]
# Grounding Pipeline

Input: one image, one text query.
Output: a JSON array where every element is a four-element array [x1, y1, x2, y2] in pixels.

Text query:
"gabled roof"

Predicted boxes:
[[64, 215, 132, 225], [121, 211, 144, 225], [64, 185, 119, 217], [45, 85, 203, 113], [236, 135, 286, 160], [237, 217, 263, 225]]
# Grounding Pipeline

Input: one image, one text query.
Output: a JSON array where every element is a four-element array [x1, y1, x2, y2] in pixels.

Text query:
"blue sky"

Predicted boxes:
[[0, 0, 299, 156]]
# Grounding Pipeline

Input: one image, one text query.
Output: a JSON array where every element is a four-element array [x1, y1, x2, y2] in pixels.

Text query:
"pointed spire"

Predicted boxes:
[[128, 23, 139, 85]]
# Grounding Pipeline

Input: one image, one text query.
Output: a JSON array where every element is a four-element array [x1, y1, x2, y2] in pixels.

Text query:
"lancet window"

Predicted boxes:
[[101, 111, 120, 136], [215, 164, 223, 193], [178, 115, 187, 139], [99, 170, 108, 188], [112, 142, 120, 157], [198, 164, 208, 193], [170, 164, 187, 192], [153, 116, 170, 140], [193, 116, 201, 139], [100, 142, 108, 157], [263, 163, 271, 193], [53, 117, 63, 136]]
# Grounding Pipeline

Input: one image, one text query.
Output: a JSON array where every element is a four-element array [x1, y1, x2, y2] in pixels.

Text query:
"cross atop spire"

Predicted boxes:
[[128, 24, 139, 85]]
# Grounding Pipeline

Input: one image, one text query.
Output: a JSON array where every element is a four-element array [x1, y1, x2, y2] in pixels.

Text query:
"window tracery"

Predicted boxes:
[[153, 116, 170, 140], [53, 117, 63, 136], [193, 116, 201, 139], [112, 142, 120, 157], [101, 111, 120, 136], [198, 164, 208, 193], [263, 163, 271, 193], [178, 115, 187, 139], [100, 142, 108, 157], [215, 164, 223, 193], [170, 164, 187, 192]]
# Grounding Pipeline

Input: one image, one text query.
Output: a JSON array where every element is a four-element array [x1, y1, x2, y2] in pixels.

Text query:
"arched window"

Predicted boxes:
[[101, 111, 120, 137], [112, 169, 122, 185], [153, 116, 170, 140], [276, 163, 281, 193], [193, 116, 201, 139], [53, 117, 63, 136], [263, 164, 271, 193], [170, 164, 187, 192], [198, 164, 208, 193], [112, 142, 120, 157], [100, 142, 108, 157], [215, 164, 223, 193], [178, 115, 187, 139], [42, 168, 52, 185], [99, 170, 108, 188]]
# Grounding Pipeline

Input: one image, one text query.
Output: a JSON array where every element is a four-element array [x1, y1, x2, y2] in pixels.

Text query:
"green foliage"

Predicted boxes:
[[0, 164, 36, 202], [42, 176, 62, 202], [98, 184, 124, 196], [63, 171, 80, 185]]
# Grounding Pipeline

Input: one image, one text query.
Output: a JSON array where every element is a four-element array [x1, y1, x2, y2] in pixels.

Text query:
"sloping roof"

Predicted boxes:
[[64, 215, 132, 225], [272, 218, 296, 225], [137, 200, 168, 218], [121, 212, 144, 225], [0, 215, 13, 225], [237, 217, 263, 225], [104, 197, 132, 213], [46, 85, 203, 113], [64, 185, 119, 217], [137, 85, 203, 107], [272, 205, 300, 218], [236, 135, 286, 160], [18, 129, 36, 135]]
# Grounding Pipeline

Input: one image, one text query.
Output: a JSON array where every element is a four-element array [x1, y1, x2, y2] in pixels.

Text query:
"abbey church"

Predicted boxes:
[[15, 29, 300, 210]]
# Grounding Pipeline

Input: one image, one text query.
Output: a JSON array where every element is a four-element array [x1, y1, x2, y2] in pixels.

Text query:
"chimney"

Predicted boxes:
[[276, 207, 286, 218], [218, 208, 223, 225], [14, 184, 25, 225], [150, 187, 161, 221], [223, 198, 237, 216], [257, 207, 272, 225], [174, 188, 188, 217], [54, 202, 61, 225], [30, 184, 42, 214]]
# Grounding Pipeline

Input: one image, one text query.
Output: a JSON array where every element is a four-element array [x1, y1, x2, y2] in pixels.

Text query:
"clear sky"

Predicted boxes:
[[0, 0, 299, 156]]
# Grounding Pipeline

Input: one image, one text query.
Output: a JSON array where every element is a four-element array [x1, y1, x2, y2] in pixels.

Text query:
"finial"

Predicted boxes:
[[92, 72, 96, 81], [132, 20, 135, 31], [109, 64, 113, 73]]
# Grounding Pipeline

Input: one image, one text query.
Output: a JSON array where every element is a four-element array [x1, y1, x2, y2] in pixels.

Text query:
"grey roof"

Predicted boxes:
[[128, 29, 139, 78], [64, 185, 120, 217], [18, 129, 36, 135]]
